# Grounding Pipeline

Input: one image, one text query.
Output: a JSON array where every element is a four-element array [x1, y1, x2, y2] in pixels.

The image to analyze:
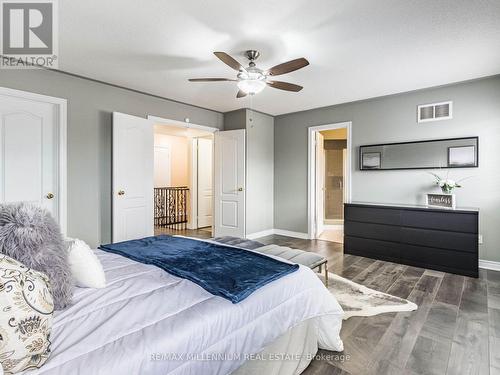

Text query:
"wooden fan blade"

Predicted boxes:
[[267, 58, 309, 76], [236, 90, 247, 98], [267, 81, 303, 92], [214, 52, 247, 72], [188, 78, 235, 82]]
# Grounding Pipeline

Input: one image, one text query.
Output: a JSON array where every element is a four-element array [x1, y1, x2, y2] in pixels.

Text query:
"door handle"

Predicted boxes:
[[46, 192, 54, 199], [118, 190, 125, 196], [237, 187, 243, 192]]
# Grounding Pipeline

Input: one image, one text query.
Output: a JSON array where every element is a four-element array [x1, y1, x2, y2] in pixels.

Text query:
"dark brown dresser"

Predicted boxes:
[[344, 202, 479, 277]]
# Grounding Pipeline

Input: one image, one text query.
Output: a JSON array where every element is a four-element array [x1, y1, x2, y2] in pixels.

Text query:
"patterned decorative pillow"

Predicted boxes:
[[0, 255, 53, 374]]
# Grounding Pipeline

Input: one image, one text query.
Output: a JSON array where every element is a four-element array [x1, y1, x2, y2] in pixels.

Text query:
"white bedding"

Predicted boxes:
[[24, 248, 343, 375]]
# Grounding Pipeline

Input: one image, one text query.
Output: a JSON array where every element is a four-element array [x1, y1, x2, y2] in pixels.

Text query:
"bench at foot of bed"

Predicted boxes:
[[213, 237, 329, 287]]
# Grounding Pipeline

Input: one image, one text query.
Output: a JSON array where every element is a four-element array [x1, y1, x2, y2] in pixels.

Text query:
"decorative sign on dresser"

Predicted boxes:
[[427, 193, 456, 208], [344, 202, 479, 277]]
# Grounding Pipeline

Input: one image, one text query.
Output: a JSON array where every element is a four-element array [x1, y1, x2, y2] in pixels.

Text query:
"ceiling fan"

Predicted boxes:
[[188, 50, 309, 98]]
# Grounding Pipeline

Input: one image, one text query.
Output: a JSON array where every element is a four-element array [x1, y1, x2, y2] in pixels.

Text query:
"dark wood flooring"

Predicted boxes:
[[157, 228, 500, 375], [154, 226, 212, 239], [259, 235, 500, 375]]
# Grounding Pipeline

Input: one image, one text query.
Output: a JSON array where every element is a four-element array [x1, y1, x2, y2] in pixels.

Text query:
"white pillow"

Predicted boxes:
[[66, 239, 106, 288]]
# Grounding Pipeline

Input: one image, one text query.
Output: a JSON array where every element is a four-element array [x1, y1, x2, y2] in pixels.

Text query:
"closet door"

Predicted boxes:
[[0, 91, 60, 223], [214, 129, 245, 238]]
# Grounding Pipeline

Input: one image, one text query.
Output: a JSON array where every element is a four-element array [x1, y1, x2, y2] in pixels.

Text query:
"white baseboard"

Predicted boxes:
[[479, 259, 500, 271], [246, 229, 275, 240], [246, 228, 310, 240], [273, 229, 310, 240]]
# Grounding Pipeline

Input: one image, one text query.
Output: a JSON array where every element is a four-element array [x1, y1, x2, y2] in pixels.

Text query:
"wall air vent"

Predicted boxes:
[[417, 101, 453, 123]]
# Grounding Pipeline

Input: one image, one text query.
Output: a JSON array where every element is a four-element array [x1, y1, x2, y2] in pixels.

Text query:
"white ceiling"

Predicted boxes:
[[59, 0, 500, 115]]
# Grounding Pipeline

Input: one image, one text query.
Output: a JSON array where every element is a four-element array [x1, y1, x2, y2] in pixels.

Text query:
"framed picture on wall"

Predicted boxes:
[[448, 145, 476, 167], [361, 152, 381, 169]]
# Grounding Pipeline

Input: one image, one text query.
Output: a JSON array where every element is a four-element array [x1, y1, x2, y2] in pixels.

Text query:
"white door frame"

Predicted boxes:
[[307, 121, 352, 239], [0, 87, 67, 235], [148, 115, 217, 231], [315, 131, 326, 237]]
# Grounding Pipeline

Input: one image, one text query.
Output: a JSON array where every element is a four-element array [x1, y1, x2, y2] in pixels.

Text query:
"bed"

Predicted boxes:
[[23, 241, 344, 375]]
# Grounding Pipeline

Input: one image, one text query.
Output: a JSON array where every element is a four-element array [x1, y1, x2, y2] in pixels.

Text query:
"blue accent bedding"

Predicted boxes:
[[99, 235, 298, 303]]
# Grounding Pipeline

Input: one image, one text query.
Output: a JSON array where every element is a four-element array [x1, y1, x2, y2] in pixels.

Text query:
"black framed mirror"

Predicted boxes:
[[359, 136, 478, 170]]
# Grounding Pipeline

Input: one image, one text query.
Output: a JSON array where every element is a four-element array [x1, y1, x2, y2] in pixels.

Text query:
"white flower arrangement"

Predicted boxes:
[[429, 172, 469, 194]]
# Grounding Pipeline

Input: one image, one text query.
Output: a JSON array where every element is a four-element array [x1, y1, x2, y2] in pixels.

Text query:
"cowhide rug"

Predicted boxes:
[[210, 236, 417, 320], [318, 272, 418, 319]]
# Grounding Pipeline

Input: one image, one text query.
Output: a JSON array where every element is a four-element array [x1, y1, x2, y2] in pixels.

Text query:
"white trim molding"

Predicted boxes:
[[274, 229, 310, 239], [246, 229, 275, 240], [479, 259, 500, 271], [0, 86, 67, 235], [246, 228, 310, 240]]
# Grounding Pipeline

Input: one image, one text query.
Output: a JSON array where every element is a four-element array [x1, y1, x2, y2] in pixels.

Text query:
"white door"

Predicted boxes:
[[0, 91, 60, 224], [197, 138, 213, 228], [113, 112, 154, 242], [342, 148, 348, 205], [154, 146, 171, 187], [315, 132, 325, 237], [214, 130, 245, 237]]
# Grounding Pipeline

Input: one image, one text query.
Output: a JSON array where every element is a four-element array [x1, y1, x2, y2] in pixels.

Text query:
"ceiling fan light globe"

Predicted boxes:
[[237, 79, 266, 95]]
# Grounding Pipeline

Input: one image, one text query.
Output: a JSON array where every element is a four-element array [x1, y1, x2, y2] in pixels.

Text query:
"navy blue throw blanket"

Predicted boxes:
[[99, 235, 298, 303]]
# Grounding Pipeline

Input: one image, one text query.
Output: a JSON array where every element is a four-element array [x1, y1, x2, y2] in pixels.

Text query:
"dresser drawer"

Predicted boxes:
[[400, 244, 478, 276], [344, 221, 401, 243], [344, 236, 400, 262], [344, 205, 401, 226], [401, 210, 477, 233], [400, 227, 478, 253]]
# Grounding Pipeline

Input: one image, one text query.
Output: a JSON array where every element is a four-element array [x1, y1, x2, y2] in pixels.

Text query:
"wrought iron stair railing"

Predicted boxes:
[[154, 186, 189, 230]]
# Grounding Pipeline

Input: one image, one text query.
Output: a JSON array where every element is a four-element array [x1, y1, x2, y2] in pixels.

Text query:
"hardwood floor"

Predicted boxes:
[[157, 229, 500, 375], [258, 235, 499, 375], [154, 226, 212, 239]]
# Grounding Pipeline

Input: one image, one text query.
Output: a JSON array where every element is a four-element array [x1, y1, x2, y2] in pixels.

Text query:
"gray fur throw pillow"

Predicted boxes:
[[0, 203, 73, 309]]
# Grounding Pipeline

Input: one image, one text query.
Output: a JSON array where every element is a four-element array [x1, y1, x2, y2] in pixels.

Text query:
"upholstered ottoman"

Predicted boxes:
[[214, 237, 329, 286], [255, 245, 328, 286]]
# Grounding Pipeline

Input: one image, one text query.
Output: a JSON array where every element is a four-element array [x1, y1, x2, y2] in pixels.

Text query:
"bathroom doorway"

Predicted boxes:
[[308, 122, 352, 242]]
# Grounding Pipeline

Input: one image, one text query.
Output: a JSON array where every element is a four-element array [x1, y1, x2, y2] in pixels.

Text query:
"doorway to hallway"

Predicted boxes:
[[152, 121, 214, 236]]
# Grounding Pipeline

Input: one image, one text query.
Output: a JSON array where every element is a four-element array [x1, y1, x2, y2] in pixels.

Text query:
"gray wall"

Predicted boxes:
[[275, 75, 500, 262], [0, 69, 223, 248], [223, 109, 247, 131], [246, 110, 274, 234], [223, 109, 275, 235]]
